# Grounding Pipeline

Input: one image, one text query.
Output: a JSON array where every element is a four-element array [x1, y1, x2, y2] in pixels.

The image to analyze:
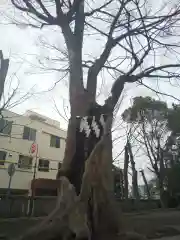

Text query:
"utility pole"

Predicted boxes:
[[0, 50, 9, 102], [127, 141, 139, 201], [123, 143, 129, 200], [119, 169, 124, 199], [159, 147, 165, 208]]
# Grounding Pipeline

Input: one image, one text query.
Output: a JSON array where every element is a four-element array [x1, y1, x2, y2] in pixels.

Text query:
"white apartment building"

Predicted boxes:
[[0, 109, 67, 195]]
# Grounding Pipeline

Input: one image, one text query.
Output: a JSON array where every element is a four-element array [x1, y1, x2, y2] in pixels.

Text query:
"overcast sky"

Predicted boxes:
[[1, 0, 180, 184]]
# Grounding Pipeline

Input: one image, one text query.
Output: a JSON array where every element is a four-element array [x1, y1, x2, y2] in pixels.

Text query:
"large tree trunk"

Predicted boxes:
[[14, 80, 145, 240], [79, 117, 120, 239], [36, 90, 119, 240], [58, 89, 114, 192]]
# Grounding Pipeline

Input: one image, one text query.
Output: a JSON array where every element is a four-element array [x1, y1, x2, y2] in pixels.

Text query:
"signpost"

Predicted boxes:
[[7, 163, 15, 198]]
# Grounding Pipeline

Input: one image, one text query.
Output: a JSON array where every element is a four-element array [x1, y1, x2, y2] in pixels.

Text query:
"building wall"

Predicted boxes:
[[0, 109, 67, 192]]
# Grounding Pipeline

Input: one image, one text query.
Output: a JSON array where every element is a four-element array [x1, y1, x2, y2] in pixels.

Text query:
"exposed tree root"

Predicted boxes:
[[16, 177, 90, 240], [15, 126, 147, 240], [15, 178, 146, 240]]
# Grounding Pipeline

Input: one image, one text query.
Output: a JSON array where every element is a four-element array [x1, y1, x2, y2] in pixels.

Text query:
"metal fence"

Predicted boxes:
[[0, 195, 58, 218], [0, 195, 29, 218], [0, 195, 161, 218]]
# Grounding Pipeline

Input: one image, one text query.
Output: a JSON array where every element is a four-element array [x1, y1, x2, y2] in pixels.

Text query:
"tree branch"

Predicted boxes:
[[137, 64, 180, 78], [86, 0, 130, 100], [84, 0, 114, 17], [11, 0, 55, 24]]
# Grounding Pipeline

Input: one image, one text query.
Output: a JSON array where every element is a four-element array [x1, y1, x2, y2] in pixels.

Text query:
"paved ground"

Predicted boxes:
[[153, 236, 180, 240], [123, 209, 180, 238], [0, 210, 180, 239], [152, 225, 180, 240]]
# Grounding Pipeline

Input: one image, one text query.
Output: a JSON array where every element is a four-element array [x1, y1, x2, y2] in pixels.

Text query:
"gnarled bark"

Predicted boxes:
[[17, 117, 119, 240], [17, 111, 146, 240], [15, 77, 146, 240]]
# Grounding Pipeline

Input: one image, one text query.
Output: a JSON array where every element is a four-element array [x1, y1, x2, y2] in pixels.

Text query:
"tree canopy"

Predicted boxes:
[[122, 96, 168, 123], [167, 104, 180, 134], [122, 96, 180, 205], [122, 96, 180, 133]]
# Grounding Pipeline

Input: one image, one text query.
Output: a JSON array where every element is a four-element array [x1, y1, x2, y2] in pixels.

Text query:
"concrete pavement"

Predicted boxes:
[[153, 236, 180, 240]]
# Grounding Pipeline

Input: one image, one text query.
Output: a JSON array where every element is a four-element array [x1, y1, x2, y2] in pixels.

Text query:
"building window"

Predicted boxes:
[[50, 135, 60, 148], [23, 126, 36, 141], [0, 151, 6, 165], [38, 159, 49, 172], [18, 155, 32, 169], [0, 118, 12, 135]]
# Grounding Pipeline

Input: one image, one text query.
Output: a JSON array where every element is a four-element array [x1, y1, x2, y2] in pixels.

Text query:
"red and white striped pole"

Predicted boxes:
[[31, 142, 38, 180]]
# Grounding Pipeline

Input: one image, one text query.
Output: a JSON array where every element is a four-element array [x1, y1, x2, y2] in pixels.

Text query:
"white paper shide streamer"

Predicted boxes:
[[79, 115, 105, 138]]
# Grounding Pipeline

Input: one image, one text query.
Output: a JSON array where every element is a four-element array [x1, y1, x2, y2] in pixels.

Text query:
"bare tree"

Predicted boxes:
[[10, 0, 180, 239], [131, 110, 168, 206], [0, 50, 33, 115]]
